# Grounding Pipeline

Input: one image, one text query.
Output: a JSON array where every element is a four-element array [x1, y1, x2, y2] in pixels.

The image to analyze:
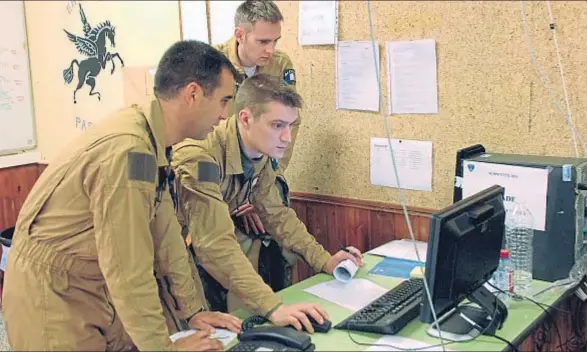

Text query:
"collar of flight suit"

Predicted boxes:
[[143, 99, 169, 167], [224, 115, 245, 176]]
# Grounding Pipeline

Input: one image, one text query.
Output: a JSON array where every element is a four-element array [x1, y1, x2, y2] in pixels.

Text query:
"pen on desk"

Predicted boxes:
[[341, 246, 361, 257]]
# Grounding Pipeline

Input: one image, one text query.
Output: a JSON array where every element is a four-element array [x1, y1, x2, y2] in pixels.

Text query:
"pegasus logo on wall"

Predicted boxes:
[[62, 4, 124, 104]]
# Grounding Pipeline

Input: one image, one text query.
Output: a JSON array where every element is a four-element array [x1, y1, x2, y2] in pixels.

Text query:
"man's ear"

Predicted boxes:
[[183, 82, 203, 105], [238, 108, 253, 127], [235, 26, 246, 43]]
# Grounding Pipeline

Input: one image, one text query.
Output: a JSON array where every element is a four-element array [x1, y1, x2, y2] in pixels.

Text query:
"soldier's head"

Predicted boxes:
[[234, 0, 283, 67], [235, 73, 302, 159], [154, 40, 238, 142]]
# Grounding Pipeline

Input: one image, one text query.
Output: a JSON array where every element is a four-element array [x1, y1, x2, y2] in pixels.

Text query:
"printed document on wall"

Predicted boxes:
[[209, 1, 243, 45], [386, 39, 438, 114], [180, 1, 209, 42], [336, 41, 380, 112], [299, 1, 337, 45], [462, 161, 548, 231], [370, 138, 433, 192]]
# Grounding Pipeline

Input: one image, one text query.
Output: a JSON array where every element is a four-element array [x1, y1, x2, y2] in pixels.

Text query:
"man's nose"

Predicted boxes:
[[280, 126, 292, 143]]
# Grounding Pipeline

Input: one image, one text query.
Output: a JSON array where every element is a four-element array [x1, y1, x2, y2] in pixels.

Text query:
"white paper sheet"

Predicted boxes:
[[298, 1, 337, 45], [169, 328, 237, 347], [304, 278, 387, 312], [462, 161, 549, 231], [370, 137, 433, 192], [365, 335, 452, 351], [368, 239, 428, 262], [386, 39, 438, 114], [180, 0, 209, 42], [336, 41, 380, 112], [209, 1, 243, 45]]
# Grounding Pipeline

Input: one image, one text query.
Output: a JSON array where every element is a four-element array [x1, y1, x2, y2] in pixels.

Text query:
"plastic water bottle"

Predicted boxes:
[[505, 202, 534, 296], [492, 249, 513, 305]]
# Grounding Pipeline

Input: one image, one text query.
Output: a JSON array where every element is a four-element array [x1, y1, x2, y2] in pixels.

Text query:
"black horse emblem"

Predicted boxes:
[[62, 4, 124, 104]]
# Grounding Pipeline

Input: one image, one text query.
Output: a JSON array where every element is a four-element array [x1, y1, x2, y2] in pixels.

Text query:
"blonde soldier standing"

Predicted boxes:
[[171, 74, 363, 333], [2, 40, 241, 351], [217, 1, 298, 170]]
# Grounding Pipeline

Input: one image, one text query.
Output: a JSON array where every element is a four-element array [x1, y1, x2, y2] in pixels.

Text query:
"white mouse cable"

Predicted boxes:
[[365, 1, 447, 350]]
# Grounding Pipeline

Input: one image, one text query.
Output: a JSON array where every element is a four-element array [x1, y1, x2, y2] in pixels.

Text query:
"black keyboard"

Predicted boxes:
[[334, 278, 424, 335]]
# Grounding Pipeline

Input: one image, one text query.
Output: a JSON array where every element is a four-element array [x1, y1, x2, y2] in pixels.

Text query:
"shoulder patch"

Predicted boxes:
[[127, 152, 156, 183], [283, 69, 296, 85], [198, 161, 220, 184]]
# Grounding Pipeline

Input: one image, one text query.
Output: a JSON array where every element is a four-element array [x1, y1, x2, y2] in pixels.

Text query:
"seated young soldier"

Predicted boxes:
[[170, 74, 363, 333]]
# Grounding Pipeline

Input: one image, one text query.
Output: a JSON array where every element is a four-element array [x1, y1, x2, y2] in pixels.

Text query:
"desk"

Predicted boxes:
[[230, 254, 587, 351]]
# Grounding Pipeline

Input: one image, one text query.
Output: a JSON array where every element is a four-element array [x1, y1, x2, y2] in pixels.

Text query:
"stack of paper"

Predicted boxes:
[[368, 239, 428, 262]]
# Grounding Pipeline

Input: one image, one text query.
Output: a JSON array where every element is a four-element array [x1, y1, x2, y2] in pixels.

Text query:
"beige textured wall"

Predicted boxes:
[[274, 1, 587, 210]]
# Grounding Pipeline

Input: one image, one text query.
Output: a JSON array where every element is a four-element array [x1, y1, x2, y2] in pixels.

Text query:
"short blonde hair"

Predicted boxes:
[[235, 74, 303, 119], [234, 1, 283, 29]]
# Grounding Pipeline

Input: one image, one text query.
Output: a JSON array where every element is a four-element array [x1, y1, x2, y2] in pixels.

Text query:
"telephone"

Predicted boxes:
[[227, 315, 315, 351], [228, 326, 315, 351]]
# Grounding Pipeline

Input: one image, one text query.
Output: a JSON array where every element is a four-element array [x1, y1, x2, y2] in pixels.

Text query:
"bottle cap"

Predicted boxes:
[[500, 249, 510, 259]]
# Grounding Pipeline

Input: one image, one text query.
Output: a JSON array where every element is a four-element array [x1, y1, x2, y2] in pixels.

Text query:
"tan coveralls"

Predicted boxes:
[[2, 99, 204, 351], [216, 37, 299, 170], [171, 116, 331, 317]]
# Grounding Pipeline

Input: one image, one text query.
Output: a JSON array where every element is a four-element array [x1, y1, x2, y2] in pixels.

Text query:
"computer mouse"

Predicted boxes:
[[306, 315, 332, 333]]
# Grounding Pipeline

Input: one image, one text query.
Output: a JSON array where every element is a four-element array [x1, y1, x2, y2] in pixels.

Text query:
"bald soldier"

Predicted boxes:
[[171, 74, 363, 333], [2, 40, 241, 351]]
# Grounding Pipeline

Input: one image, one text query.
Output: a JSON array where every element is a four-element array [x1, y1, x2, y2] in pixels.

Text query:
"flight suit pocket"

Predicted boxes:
[[275, 175, 290, 207]]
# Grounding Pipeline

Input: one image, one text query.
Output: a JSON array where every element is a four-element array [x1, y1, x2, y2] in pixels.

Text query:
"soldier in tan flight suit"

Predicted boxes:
[[171, 74, 363, 333], [213, 0, 303, 303], [2, 40, 241, 351]]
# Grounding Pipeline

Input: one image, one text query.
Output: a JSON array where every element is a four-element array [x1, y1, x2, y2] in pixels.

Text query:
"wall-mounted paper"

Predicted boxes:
[[386, 39, 438, 114], [298, 1, 337, 45], [370, 137, 433, 192], [462, 161, 548, 231], [209, 1, 243, 45], [336, 41, 380, 112], [180, 0, 209, 43]]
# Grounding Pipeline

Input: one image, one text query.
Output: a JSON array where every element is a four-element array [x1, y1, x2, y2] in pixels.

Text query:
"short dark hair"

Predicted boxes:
[[154, 40, 238, 99], [235, 74, 303, 119], [235, 1, 284, 28]]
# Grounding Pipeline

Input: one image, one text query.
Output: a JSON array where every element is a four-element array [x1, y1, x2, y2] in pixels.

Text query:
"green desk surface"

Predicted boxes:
[[229, 254, 570, 351]]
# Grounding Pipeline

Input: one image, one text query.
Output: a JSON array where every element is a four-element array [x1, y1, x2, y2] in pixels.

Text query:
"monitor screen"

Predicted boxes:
[[419, 184, 506, 324]]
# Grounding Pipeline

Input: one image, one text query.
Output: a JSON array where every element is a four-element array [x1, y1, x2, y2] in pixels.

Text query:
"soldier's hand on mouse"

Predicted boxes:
[[188, 311, 242, 333], [173, 329, 223, 351], [322, 246, 363, 275], [268, 303, 329, 334]]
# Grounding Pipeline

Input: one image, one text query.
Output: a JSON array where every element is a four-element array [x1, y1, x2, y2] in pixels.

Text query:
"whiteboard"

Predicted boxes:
[[0, 0, 36, 156]]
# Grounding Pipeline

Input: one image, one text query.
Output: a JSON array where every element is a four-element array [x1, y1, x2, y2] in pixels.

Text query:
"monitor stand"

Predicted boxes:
[[426, 284, 508, 342]]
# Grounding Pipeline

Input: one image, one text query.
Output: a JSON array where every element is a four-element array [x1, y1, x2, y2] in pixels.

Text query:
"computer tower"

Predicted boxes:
[[454, 145, 587, 282]]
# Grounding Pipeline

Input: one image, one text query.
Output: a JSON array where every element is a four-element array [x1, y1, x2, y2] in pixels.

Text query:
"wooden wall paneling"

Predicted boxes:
[[0, 164, 41, 230], [289, 192, 434, 283], [369, 210, 395, 250]]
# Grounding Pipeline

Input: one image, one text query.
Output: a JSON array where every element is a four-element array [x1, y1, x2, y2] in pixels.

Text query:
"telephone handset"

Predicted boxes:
[[230, 326, 314, 351], [227, 315, 315, 351]]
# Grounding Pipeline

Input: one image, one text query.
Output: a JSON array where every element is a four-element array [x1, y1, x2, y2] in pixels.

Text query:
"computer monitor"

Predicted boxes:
[[419, 184, 508, 341]]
